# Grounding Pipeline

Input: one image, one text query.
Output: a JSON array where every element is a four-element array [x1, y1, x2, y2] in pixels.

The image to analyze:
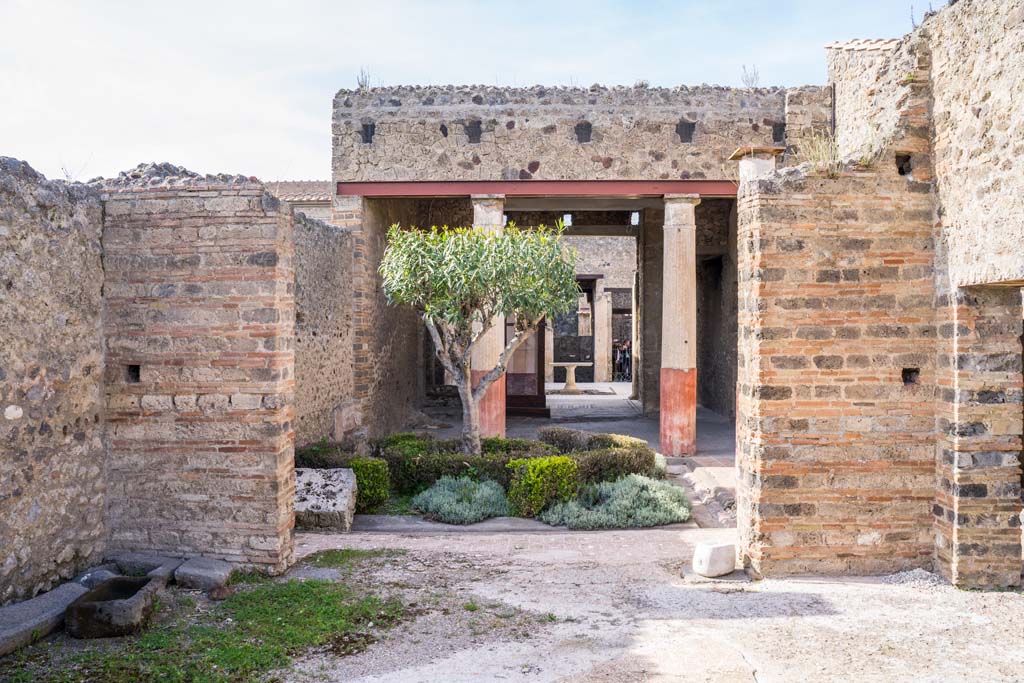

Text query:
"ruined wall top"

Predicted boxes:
[[332, 84, 812, 183], [93, 162, 263, 191]]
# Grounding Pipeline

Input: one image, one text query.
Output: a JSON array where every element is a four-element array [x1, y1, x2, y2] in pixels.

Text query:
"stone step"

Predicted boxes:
[[0, 582, 88, 656]]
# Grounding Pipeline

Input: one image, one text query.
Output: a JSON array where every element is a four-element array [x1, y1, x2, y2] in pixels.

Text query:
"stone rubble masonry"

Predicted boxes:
[[333, 85, 797, 182], [100, 168, 296, 573], [332, 195, 429, 437], [0, 158, 107, 606], [293, 211, 354, 446], [736, 166, 939, 576]]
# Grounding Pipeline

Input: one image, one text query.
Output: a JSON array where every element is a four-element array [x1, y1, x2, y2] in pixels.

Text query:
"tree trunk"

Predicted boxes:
[[456, 366, 481, 454]]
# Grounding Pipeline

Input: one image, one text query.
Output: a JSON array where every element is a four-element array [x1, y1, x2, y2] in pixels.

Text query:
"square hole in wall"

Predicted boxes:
[[676, 119, 696, 143], [360, 122, 375, 144], [574, 121, 592, 143], [901, 367, 920, 385], [772, 122, 786, 144], [465, 119, 482, 143], [896, 154, 912, 176], [126, 364, 141, 384]]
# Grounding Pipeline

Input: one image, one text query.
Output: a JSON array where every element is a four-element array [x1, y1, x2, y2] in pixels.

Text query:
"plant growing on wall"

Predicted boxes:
[[380, 223, 578, 454]]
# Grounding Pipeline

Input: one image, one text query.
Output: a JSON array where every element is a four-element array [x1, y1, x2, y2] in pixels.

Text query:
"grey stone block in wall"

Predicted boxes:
[[174, 557, 235, 591], [0, 582, 88, 656], [295, 468, 358, 531]]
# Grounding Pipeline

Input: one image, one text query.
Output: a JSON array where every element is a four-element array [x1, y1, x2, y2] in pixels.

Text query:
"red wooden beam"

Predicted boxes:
[[336, 179, 737, 198]]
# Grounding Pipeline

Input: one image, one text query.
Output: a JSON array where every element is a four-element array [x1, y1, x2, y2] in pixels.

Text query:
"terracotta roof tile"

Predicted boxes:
[[265, 180, 332, 203]]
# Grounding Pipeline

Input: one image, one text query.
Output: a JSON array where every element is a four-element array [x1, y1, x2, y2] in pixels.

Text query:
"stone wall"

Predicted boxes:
[[736, 167, 938, 576], [696, 201, 738, 417], [927, 0, 1024, 287], [333, 85, 789, 182], [332, 196, 430, 437], [563, 236, 636, 289], [293, 212, 354, 446], [0, 159, 107, 605], [101, 166, 295, 572]]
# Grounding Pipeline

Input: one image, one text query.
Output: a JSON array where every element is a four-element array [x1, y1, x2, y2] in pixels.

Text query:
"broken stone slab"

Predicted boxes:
[[692, 542, 737, 578], [0, 582, 88, 656], [294, 467, 357, 531], [108, 552, 180, 577], [66, 576, 161, 639], [174, 557, 235, 591]]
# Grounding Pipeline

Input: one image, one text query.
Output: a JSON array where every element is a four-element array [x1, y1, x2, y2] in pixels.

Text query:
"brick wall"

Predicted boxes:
[[0, 159, 106, 604], [332, 196, 432, 437], [293, 212, 354, 446], [102, 169, 295, 572], [737, 167, 938, 575]]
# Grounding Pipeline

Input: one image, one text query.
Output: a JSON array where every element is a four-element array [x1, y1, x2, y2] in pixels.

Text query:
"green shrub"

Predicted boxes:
[[481, 436, 556, 455], [652, 453, 668, 480], [570, 445, 657, 485], [294, 440, 353, 469], [540, 475, 690, 529], [376, 434, 553, 494], [411, 477, 509, 524], [347, 457, 389, 512], [536, 426, 590, 453], [583, 433, 650, 450], [506, 456, 578, 517]]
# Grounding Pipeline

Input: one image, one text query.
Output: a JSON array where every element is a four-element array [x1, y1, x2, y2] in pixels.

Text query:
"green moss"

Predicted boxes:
[[304, 548, 408, 568]]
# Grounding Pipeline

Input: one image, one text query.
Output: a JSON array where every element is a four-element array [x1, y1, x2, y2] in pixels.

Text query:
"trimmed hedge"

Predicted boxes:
[[373, 433, 554, 494], [411, 476, 509, 524], [347, 457, 389, 512], [540, 475, 691, 529], [571, 446, 657, 485], [536, 426, 590, 453], [294, 440, 353, 469], [506, 456, 578, 518]]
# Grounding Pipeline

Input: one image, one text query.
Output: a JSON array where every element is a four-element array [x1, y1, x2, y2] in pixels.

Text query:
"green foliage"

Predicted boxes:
[[506, 456, 578, 518], [295, 439, 353, 469], [2, 579, 403, 683], [348, 457, 390, 512], [376, 433, 551, 493], [379, 224, 578, 331], [571, 446, 657, 485], [540, 475, 691, 529], [411, 476, 510, 524], [536, 426, 591, 453]]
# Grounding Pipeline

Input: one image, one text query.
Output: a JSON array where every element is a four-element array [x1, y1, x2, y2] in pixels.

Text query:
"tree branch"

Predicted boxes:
[[471, 315, 544, 403], [424, 317, 458, 379]]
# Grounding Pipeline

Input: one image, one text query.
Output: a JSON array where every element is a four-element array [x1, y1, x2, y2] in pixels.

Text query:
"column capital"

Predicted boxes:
[[663, 193, 702, 205]]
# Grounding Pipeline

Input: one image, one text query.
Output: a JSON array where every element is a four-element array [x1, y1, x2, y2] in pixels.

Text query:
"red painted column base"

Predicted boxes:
[[471, 371, 506, 438], [660, 367, 696, 456]]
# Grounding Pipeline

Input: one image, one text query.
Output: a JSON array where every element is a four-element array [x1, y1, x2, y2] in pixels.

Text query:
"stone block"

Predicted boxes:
[[66, 576, 161, 639], [0, 582, 88, 656], [295, 467, 357, 531], [693, 542, 736, 578], [109, 552, 180, 577], [174, 557, 235, 591]]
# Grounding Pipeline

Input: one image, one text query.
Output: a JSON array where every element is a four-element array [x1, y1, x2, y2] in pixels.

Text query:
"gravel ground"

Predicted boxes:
[[286, 529, 1024, 683]]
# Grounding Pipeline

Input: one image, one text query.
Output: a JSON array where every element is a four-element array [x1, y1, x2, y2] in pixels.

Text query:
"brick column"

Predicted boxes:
[[471, 195, 506, 438], [660, 194, 700, 455]]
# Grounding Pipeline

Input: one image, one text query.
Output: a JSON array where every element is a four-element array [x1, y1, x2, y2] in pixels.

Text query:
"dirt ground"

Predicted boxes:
[[286, 528, 1024, 683]]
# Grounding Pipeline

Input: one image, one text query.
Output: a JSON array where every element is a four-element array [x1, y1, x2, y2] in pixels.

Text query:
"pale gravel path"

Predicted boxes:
[[286, 529, 1024, 683]]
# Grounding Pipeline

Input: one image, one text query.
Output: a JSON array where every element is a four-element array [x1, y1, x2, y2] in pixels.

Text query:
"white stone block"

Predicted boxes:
[[692, 542, 736, 578], [294, 468, 357, 531]]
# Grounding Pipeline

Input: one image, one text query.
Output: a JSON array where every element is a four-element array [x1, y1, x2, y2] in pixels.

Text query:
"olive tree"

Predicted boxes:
[[380, 223, 578, 454]]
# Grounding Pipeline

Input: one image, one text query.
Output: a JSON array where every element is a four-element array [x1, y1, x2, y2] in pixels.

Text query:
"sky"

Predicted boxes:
[[0, 0, 946, 182]]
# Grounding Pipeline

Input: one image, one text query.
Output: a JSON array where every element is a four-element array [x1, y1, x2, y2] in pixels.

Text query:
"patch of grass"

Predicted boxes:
[[463, 601, 479, 612], [0, 580, 404, 683], [304, 548, 407, 569], [373, 492, 415, 515]]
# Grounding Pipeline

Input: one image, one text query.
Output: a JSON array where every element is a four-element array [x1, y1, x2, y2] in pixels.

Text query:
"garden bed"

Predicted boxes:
[[295, 428, 688, 530]]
